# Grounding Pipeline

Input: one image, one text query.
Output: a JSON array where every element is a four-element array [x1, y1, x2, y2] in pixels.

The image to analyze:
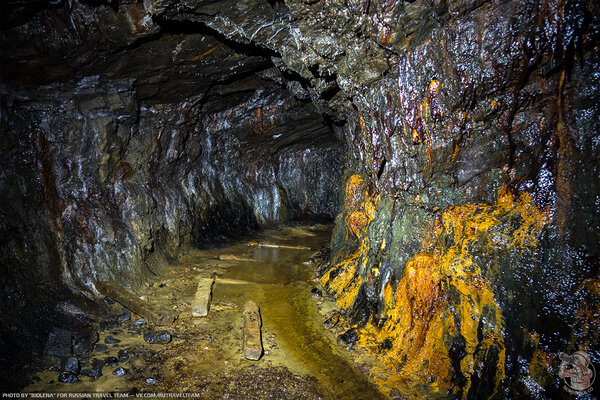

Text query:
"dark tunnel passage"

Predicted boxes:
[[0, 10, 346, 392], [1, 0, 600, 398]]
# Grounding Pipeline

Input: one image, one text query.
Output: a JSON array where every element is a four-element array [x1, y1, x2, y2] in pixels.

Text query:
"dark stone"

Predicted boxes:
[[117, 308, 131, 324], [113, 367, 127, 377], [143, 330, 171, 344], [99, 321, 121, 331], [103, 297, 115, 305], [73, 329, 99, 358], [95, 344, 108, 352], [91, 358, 106, 371], [310, 288, 323, 299], [104, 356, 119, 367], [58, 372, 78, 384], [80, 358, 105, 380], [338, 329, 358, 350], [104, 336, 121, 344], [61, 357, 80, 374], [44, 328, 72, 357], [379, 338, 393, 351], [117, 349, 130, 361]]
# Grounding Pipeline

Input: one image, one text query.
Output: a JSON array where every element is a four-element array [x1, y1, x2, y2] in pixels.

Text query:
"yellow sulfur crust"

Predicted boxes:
[[322, 178, 551, 398]]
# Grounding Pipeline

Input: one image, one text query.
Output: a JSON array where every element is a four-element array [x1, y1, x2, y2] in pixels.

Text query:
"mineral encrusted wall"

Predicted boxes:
[[317, 2, 600, 397], [1, 0, 599, 396], [144, 0, 599, 396]]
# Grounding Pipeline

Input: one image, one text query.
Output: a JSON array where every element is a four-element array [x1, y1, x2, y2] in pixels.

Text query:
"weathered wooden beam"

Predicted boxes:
[[218, 254, 258, 262], [191, 277, 215, 317], [248, 241, 311, 250], [216, 277, 252, 285], [287, 227, 317, 237], [243, 300, 263, 361], [96, 281, 176, 326]]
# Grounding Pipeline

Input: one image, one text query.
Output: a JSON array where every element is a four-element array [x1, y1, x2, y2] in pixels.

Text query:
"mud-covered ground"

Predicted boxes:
[[25, 225, 385, 400]]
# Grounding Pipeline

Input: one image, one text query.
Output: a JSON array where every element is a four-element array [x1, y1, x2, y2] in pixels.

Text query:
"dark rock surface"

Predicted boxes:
[[310, 287, 322, 299], [117, 349, 130, 361], [95, 344, 108, 352], [117, 309, 132, 324], [0, 0, 598, 397], [72, 329, 99, 359], [58, 372, 78, 384], [143, 330, 172, 344], [0, 2, 342, 389], [338, 328, 358, 350], [44, 328, 72, 357], [104, 356, 119, 367], [60, 357, 80, 374], [80, 358, 105, 380], [104, 336, 121, 344], [323, 312, 339, 330]]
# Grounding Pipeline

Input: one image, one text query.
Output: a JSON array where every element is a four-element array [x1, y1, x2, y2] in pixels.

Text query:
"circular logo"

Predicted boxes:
[[558, 351, 596, 392]]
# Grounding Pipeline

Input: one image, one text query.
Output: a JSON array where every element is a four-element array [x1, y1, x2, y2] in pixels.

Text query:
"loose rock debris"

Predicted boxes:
[[25, 225, 384, 399]]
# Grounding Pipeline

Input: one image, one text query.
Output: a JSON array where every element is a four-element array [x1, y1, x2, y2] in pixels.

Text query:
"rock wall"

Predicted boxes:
[[0, 1, 343, 387], [143, 0, 599, 397], [2, 75, 340, 290], [2, 0, 599, 396]]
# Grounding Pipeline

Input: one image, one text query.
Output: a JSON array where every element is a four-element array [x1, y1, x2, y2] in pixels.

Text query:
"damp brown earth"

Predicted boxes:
[[25, 225, 386, 400]]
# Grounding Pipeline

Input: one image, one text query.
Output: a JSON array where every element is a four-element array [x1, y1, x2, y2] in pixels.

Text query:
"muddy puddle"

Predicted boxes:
[[26, 224, 386, 400]]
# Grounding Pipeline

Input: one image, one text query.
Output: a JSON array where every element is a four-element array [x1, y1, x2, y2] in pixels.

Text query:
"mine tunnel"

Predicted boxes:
[[1, 0, 599, 398]]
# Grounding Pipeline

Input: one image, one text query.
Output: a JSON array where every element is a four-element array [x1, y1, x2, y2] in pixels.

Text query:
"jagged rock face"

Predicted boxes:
[[2, 74, 340, 286], [2, 0, 599, 397], [0, 1, 342, 388], [141, 0, 599, 398]]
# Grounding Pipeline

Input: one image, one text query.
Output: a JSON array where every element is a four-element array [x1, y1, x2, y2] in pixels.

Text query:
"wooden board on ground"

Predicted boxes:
[[192, 277, 215, 317], [218, 254, 258, 262], [287, 227, 317, 237], [96, 281, 176, 326], [243, 300, 263, 361], [216, 277, 252, 285], [248, 241, 311, 250]]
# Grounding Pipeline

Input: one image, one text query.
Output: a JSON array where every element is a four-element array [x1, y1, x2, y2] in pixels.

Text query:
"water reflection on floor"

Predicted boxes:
[[26, 224, 386, 400]]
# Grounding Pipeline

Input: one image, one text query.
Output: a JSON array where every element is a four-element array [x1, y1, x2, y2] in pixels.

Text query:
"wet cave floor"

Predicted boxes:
[[26, 225, 386, 400]]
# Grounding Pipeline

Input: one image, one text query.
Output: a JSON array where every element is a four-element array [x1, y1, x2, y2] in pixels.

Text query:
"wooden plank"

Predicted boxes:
[[218, 254, 258, 262], [243, 300, 263, 361], [216, 277, 252, 285], [248, 241, 311, 250], [96, 281, 175, 326], [191, 277, 215, 317], [287, 227, 317, 237]]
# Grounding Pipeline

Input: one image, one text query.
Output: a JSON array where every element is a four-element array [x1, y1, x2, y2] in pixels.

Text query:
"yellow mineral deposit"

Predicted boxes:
[[320, 174, 377, 310], [321, 184, 551, 398]]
